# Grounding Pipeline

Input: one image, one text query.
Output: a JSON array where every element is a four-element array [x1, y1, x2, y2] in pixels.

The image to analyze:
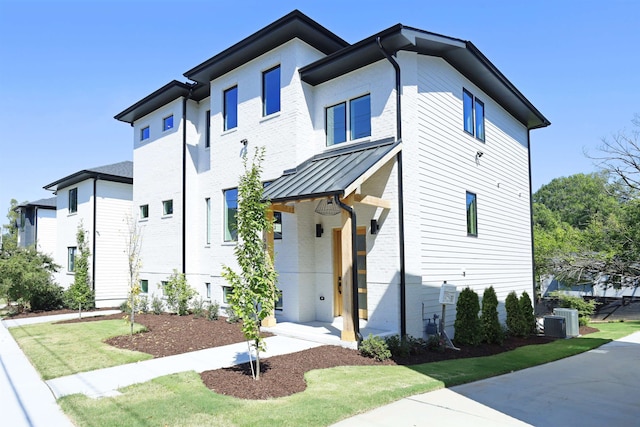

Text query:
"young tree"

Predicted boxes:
[[125, 216, 143, 335], [2, 199, 24, 250], [222, 147, 278, 380], [66, 222, 94, 318], [163, 270, 195, 316]]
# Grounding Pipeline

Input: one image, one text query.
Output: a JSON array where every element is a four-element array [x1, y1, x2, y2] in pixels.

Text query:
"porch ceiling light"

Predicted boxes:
[[315, 198, 341, 216]]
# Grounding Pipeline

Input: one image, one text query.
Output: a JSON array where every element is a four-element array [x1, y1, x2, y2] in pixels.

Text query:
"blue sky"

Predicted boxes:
[[1, 0, 638, 222]]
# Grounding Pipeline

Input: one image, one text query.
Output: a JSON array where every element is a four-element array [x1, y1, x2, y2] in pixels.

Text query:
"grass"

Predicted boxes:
[[57, 321, 640, 427], [9, 319, 150, 379]]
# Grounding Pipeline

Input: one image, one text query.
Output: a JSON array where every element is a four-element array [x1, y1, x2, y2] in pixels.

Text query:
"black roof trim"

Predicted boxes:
[[184, 10, 348, 84], [300, 25, 549, 130], [15, 197, 57, 210], [114, 81, 208, 124], [44, 161, 133, 192]]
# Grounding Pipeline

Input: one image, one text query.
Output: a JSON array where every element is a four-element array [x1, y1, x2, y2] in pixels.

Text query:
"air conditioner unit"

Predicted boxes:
[[544, 316, 566, 338], [553, 308, 579, 337]]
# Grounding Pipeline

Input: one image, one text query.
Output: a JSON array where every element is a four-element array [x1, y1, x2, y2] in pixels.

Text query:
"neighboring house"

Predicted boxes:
[[115, 10, 549, 342], [15, 197, 57, 256], [43, 161, 133, 308]]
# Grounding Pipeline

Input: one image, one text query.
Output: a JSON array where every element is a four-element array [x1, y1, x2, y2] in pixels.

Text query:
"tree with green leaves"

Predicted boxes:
[[163, 270, 195, 316], [453, 287, 481, 346], [480, 286, 502, 344], [2, 198, 24, 250], [125, 216, 143, 334], [65, 222, 94, 318], [222, 147, 278, 380]]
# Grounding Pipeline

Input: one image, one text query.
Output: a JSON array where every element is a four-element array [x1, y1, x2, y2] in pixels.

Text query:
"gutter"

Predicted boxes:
[[92, 177, 97, 292], [335, 194, 362, 342], [527, 130, 537, 306], [377, 36, 407, 338]]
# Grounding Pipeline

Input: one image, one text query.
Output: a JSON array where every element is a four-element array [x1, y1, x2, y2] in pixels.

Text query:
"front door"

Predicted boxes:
[[333, 227, 367, 319]]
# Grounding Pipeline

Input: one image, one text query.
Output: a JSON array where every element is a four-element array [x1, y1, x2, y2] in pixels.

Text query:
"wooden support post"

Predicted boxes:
[[340, 194, 356, 341], [262, 208, 277, 327]]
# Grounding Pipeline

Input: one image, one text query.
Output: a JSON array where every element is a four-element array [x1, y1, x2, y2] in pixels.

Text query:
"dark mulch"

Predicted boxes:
[[33, 309, 600, 400]]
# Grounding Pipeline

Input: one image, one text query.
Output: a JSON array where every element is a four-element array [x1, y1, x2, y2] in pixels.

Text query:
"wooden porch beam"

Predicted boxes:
[[270, 203, 295, 214], [353, 194, 391, 209]]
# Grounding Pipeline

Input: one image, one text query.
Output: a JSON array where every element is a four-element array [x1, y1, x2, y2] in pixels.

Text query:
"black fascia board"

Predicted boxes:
[[114, 80, 195, 124], [183, 10, 348, 84], [44, 171, 133, 192]]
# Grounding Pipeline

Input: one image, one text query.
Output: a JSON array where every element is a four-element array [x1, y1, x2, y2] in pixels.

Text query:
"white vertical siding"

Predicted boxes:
[[36, 208, 57, 257]]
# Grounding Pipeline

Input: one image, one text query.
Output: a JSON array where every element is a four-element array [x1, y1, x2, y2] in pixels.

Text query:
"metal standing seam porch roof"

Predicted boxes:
[[263, 138, 401, 204]]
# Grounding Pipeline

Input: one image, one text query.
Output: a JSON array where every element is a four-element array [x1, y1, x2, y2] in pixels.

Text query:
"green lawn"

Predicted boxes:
[[10, 319, 150, 379], [58, 321, 640, 427]]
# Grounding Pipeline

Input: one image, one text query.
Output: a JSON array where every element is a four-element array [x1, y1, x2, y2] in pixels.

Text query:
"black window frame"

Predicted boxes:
[[262, 65, 281, 117], [205, 110, 211, 148], [139, 204, 149, 219], [68, 246, 77, 272], [68, 188, 78, 214], [463, 88, 485, 142], [223, 86, 238, 131], [162, 199, 173, 216], [223, 188, 238, 242], [466, 191, 478, 237], [140, 126, 150, 141]]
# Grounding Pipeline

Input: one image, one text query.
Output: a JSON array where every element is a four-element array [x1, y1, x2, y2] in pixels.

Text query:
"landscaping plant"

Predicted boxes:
[[519, 291, 536, 334], [453, 287, 481, 346], [359, 334, 391, 361], [553, 292, 597, 326], [505, 291, 524, 336], [65, 223, 94, 318], [480, 286, 503, 344], [163, 270, 196, 316], [221, 147, 278, 380]]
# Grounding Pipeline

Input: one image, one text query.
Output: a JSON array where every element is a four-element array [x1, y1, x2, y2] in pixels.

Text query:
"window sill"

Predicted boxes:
[[68, 212, 78, 217], [260, 112, 281, 123], [325, 137, 371, 152], [161, 215, 173, 219], [221, 241, 237, 246], [139, 218, 149, 222], [221, 128, 237, 136]]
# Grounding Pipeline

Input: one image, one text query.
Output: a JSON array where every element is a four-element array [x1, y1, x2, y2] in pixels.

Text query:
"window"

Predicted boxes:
[[139, 204, 149, 219], [68, 188, 78, 213], [205, 110, 211, 148], [140, 126, 150, 141], [140, 279, 148, 293], [224, 188, 238, 241], [163, 199, 173, 216], [262, 65, 281, 116], [223, 286, 233, 303], [350, 95, 371, 140], [205, 283, 211, 299], [274, 211, 282, 240], [463, 89, 485, 142], [160, 281, 168, 296], [223, 86, 238, 131], [19, 211, 25, 230], [275, 289, 283, 311], [326, 94, 371, 146], [68, 247, 77, 272], [163, 115, 173, 131], [466, 192, 478, 236], [205, 197, 211, 245], [326, 102, 346, 146]]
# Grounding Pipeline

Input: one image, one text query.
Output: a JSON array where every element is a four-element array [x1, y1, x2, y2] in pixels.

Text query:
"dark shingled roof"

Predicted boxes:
[[44, 161, 133, 192], [16, 197, 57, 210], [263, 139, 401, 203]]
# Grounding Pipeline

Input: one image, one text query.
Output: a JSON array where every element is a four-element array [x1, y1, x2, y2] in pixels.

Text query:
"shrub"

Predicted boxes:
[[206, 300, 220, 321], [163, 270, 196, 316], [554, 292, 597, 326], [63, 287, 95, 311], [505, 291, 523, 336], [480, 286, 503, 344], [359, 334, 391, 361], [385, 335, 411, 358], [119, 300, 128, 312], [137, 294, 149, 314], [453, 287, 481, 346], [225, 306, 240, 323], [29, 282, 64, 311], [519, 291, 536, 334], [191, 297, 205, 318], [151, 294, 164, 315], [426, 334, 445, 353]]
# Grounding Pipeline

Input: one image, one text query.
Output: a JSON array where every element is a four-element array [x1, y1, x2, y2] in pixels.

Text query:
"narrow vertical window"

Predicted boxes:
[[223, 86, 238, 131], [326, 102, 346, 146], [205, 110, 211, 148], [68, 247, 77, 272], [140, 126, 150, 141], [160, 281, 168, 296], [163, 199, 173, 216], [223, 286, 233, 303], [463, 89, 474, 135], [206, 283, 211, 299], [163, 115, 174, 131], [68, 188, 78, 213], [475, 99, 485, 142], [140, 279, 149, 293], [262, 65, 281, 116], [139, 204, 149, 219], [205, 197, 211, 245], [350, 94, 371, 140], [274, 211, 282, 240], [224, 188, 238, 241], [466, 191, 478, 236]]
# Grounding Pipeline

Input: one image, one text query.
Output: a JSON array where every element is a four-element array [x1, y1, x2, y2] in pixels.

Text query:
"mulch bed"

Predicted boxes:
[[17, 308, 599, 400]]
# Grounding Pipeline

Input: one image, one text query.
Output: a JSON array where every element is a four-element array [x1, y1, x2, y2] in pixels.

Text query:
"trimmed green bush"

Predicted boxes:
[[206, 300, 220, 321], [453, 287, 481, 346], [359, 334, 391, 361], [519, 291, 536, 335], [385, 335, 411, 358], [29, 282, 64, 311], [505, 291, 523, 336], [191, 297, 205, 318], [480, 286, 503, 344], [554, 292, 597, 326]]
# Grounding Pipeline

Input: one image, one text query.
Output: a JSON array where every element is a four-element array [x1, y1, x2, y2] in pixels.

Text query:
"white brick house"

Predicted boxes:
[[115, 11, 549, 342], [43, 161, 133, 308]]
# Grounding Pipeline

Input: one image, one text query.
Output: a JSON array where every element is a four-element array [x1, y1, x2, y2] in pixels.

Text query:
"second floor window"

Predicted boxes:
[[140, 204, 149, 219], [140, 126, 150, 141], [68, 247, 77, 272], [326, 94, 371, 146], [69, 188, 78, 213], [163, 199, 173, 216], [163, 115, 174, 131], [463, 89, 485, 142], [205, 110, 211, 148], [224, 86, 238, 131], [224, 188, 238, 241], [262, 65, 281, 116]]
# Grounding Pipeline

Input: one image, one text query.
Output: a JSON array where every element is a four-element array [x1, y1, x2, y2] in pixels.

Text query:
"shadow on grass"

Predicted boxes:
[[405, 336, 612, 388]]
